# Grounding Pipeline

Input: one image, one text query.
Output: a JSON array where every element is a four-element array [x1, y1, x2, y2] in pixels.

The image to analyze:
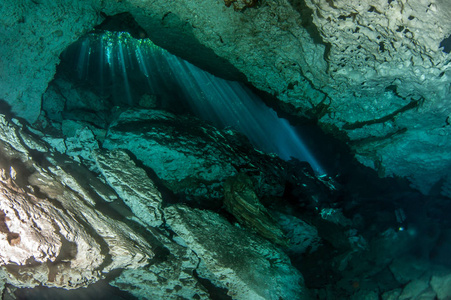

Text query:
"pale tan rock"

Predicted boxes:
[[28, 163, 154, 274], [0, 175, 104, 289], [0, 115, 154, 289]]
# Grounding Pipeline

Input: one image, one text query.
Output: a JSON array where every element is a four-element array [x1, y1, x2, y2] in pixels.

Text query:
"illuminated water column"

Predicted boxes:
[[163, 53, 326, 175], [117, 42, 133, 105], [76, 38, 90, 80]]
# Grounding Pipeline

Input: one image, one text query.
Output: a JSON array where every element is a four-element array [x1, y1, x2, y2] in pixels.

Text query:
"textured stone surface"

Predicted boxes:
[[103, 108, 286, 202], [224, 173, 288, 247], [398, 278, 430, 300], [301, 0, 451, 193], [430, 273, 451, 300], [2, 0, 451, 195], [101, 0, 451, 194], [0, 114, 153, 289], [382, 288, 402, 300], [165, 204, 307, 300], [111, 229, 211, 300], [274, 212, 321, 254], [103, 108, 237, 201], [0, 1, 103, 122], [94, 149, 164, 227]]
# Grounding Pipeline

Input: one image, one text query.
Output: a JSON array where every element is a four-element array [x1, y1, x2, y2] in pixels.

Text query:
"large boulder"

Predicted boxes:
[[0, 115, 154, 289], [165, 204, 309, 300]]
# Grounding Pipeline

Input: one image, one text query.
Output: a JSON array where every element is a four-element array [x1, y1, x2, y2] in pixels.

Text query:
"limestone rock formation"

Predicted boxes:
[[223, 173, 288, 247], [0, 114, 154, 289], [0, 1, 104, 122], [103, 108, 286, 203], [111, 228, 211, 300], [165, 204, 307, 300], [94, 148, 164, 227], [274, 212, 321, 255], [302, 0, 451, 194], [3, 2, 451, 297], [2, 0, 450, 193]]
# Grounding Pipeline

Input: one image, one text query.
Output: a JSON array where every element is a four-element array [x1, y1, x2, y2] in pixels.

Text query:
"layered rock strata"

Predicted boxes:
[[224, 173, 288, 247], [94, 149, 164, 227]]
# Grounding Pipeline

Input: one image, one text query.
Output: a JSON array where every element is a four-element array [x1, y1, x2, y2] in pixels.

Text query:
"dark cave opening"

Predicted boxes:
[[52, 11, 362, 180], [440, 35, 451, 54]]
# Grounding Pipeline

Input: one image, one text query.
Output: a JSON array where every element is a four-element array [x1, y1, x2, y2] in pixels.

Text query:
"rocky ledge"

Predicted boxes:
[[0, 113, 312, 299], [0, 115, 153, 290]]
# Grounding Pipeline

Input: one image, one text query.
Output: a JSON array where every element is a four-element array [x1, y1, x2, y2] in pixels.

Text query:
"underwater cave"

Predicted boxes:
[[1, 1, 451, 300]]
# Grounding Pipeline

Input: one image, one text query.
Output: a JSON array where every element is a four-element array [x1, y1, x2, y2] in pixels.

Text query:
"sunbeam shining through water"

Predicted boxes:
[[60, 31, 326, 175]]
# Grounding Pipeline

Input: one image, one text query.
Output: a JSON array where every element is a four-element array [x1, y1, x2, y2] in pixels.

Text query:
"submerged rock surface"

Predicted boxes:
[[103, 108, 287, 204], [94, 148, 164, 227], [0, 109, 317, 298], [111, 227, 211, 300], [224, 173, 288, 247], [165, 204, 307, 300], [1, 89, 451, 300], [0, 115, 153, 289], [2, 0, 450, 193]]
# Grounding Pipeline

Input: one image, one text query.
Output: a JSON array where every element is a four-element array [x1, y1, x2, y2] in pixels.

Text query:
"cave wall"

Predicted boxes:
[[1, 0, 451, 193], [303, 0, 451, 193], [0, 0, 104, 121]]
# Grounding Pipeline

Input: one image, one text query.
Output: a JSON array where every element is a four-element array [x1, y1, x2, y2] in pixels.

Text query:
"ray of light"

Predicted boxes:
[[117, 42, 133, 105], [76, 38, 90, 80], [164, 53, 326, 174]]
